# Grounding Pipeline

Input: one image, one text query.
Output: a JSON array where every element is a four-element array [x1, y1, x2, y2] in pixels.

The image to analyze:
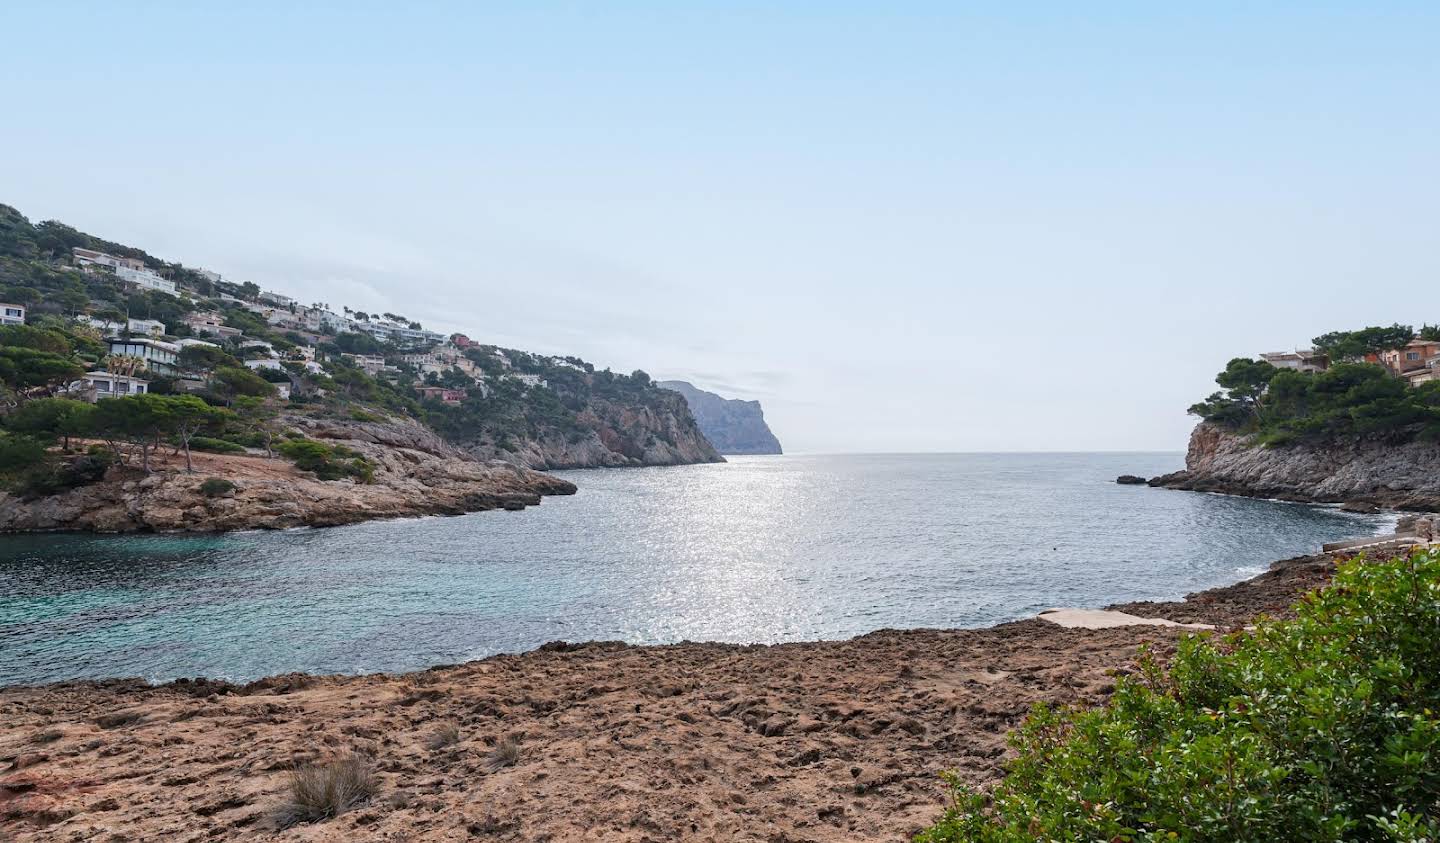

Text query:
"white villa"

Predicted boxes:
[[1259, 350, 1327, 372], [72, 247, 144, 271], [107, 337, 180, 374], [115, 266, 178, 296], [76, 371, 150, 400], [0, 303, 25, 326], [183, 312, 243, 339]]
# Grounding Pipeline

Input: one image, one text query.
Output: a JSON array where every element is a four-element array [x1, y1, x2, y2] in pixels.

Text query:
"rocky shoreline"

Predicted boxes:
[[0, 538, 1401, 842], [1146, 421, 1440, 510], [0, 415, 576, 534]]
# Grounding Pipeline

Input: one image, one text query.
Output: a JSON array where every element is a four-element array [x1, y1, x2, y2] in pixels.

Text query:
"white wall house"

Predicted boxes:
[[0, 303, 25, 326], [356, 318, 445, 346], [244, 358, 284, 371], [1259, 350, 1327, 373], [127, 318, 166, 337], [78, 371, 149, 400], [183, 312, 242, 339], [115, 265, 178, 296], [107, 337, 180, 374], [73, 247, 144, 271]]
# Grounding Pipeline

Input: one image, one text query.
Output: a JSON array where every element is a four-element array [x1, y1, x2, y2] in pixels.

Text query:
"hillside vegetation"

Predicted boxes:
[[0, 202, 719, 479], [1189, 324, 1440, 445]]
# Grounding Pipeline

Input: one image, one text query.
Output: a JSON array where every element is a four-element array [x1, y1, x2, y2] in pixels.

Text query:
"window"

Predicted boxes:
[[1408, 351, 1421, 361], [93, 380, 110, 392], [116, 383, 130, 394], [4, 308, 21, 317]]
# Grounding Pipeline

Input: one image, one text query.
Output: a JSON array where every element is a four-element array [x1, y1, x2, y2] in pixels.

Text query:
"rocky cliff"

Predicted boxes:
[[657, 381, 782, 455], [0, 415, 575, 533], [1150, 422, 1440, 510], [453, 389, 725, 471]]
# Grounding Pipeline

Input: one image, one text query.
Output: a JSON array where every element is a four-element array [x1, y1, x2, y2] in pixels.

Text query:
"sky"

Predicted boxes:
[[2, 3, 1437, 453]]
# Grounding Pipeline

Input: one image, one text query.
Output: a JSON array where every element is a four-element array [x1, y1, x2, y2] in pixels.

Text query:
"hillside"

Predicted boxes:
[[658, 380, 782, 455], [0, 202, 722, 476], [1150, 325, 1440, 509]]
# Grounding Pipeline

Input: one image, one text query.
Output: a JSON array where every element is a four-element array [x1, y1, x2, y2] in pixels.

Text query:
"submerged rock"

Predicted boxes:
[[1115, 475, 1148, 485], [1339, 500, 1380, 514]]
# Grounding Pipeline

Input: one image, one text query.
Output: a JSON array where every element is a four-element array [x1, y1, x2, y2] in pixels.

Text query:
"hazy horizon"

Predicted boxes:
[[4, 3, 1436, 453]]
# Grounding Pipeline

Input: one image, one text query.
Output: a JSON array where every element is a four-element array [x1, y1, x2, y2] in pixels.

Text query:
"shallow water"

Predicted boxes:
[[0, 453, 1388, 685]]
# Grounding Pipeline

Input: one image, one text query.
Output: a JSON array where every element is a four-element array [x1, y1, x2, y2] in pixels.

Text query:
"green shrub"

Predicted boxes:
[[278, 438, 332, 471], [917, 550, 1440, 843], [278, 438, 375, 483], [188, 436, 247, 454], [199, 478, 235, 498]]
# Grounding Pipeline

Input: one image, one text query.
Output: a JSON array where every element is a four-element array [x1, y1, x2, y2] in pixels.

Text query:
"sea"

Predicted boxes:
[[0, 453, 1391, 686]]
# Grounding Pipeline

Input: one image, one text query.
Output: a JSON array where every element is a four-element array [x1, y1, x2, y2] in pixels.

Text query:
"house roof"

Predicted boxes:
[[106, 337, 180, 353]]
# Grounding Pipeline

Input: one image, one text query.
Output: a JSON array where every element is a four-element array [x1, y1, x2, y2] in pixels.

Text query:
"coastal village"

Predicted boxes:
[[1261, 334, 1440, 384], [16, 244, 564, 409]]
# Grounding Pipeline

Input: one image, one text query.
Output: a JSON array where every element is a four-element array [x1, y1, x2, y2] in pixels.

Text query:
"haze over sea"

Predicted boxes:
[[0, 453, 1388, 686]]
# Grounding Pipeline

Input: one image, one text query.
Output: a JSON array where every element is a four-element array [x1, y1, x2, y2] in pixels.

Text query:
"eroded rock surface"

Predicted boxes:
[[1150, 422, 1440, 510], [0, 415, 575, 533]]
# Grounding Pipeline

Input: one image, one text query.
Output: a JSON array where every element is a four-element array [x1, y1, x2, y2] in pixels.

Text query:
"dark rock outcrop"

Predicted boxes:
[[1150, 422, 1440, 510], [1115, 475, 1147, 485], [657, 381, 782, 455]]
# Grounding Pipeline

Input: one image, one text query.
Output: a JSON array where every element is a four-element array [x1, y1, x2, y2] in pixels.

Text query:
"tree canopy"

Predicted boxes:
[[1312, 324, 1414, 363]]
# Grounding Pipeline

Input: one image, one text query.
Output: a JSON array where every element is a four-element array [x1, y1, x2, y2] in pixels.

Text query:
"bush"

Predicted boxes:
[[199, 478, 235, 498], [278, 438, 375, 483], [916, 550, 1440, 843], [189, 436, 246, 455], [274, 754, 377, 827]]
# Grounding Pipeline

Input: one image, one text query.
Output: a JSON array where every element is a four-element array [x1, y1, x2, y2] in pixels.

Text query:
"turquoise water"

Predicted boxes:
[[0, 453, 1389, 685]]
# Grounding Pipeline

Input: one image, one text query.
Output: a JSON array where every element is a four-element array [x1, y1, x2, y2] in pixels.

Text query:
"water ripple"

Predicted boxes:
[[0, 453, 1388, 684]]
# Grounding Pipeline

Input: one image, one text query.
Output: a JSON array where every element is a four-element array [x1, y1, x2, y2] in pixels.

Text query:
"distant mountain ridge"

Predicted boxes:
[[658, 381, 782, 455]]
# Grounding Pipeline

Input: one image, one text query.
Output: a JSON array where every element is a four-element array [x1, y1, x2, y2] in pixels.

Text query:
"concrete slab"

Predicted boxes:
[[1037, 608, 1215, 630]]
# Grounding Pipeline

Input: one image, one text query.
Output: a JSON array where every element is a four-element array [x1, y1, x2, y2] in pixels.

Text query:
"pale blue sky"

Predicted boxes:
[[2, 3, 1436, 452]]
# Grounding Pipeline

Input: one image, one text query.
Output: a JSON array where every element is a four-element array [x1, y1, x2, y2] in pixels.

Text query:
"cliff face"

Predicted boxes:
[[657, 381, 782, 455], [1151, 422, 1440, 510], [0, 415, 576, 533], [458, 390, 724, 471]]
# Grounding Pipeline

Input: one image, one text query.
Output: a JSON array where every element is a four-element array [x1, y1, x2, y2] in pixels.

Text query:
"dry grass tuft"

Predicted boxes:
[[484, 736, 522, 773], [425, 721, 462, 751], [274, 753, 378, 827]]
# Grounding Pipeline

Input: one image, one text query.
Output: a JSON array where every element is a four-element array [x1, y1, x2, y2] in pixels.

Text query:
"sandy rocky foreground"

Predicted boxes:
[[0, 415, 576, 533], [0, 543, 1395, 843]]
